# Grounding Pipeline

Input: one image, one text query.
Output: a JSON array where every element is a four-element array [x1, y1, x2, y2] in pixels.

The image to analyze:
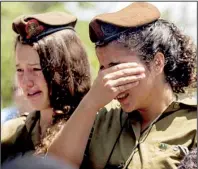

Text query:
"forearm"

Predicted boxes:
[[48, 62, 144, 166], [48, 95, 98, 167]]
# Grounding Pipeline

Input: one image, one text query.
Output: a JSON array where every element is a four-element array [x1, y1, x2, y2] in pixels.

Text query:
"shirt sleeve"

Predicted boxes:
[[80, 100, 122, 169], [1, 117, 26, 163]]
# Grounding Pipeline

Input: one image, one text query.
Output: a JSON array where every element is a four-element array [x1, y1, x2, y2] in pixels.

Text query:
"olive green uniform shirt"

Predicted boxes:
[[81, 100, 197, 169], [1, 111, 41, 163]]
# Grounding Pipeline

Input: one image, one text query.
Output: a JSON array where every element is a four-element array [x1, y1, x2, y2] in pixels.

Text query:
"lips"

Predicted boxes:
[[116, 93, 129, 102], [27, 91, 42, 97]]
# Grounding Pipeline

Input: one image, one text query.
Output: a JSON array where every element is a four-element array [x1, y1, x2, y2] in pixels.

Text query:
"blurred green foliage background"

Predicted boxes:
[[1, 2, 99, 108], [1, 2, 196, 108]]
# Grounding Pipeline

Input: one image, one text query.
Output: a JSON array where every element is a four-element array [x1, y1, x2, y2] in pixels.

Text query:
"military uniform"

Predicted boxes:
[[81, 99, 197, 169], [83, 2, 197, 169], [1, 11, 77, 163], [1, 111, 41, 163]]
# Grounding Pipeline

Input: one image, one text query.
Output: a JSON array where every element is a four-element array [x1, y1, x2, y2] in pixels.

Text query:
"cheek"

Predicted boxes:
[[16, 74, 24, 88], [38, 75, 49, 91], [135, 73, 153, 93], [140, 74, 155, 92]]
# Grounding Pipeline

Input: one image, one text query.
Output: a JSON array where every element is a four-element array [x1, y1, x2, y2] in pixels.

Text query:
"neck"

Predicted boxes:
[[40, 107, 54, 135], [138, 82, 176, 130]]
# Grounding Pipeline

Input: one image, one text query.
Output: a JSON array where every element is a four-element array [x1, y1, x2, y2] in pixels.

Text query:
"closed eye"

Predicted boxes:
[[33, 68, 42, 71], [99, 66, 105, 71], [99, 62, 120, 71], [109, 62, 120, 67], [16, 68, 23, 72]]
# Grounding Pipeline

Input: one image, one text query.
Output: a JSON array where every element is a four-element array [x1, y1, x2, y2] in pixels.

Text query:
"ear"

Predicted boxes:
[[153, 52, 165, 75]]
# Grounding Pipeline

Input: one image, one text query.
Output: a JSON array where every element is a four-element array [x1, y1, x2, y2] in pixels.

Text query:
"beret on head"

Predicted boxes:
[[12, 12, 77, 44], [89, 2, 160, 46]]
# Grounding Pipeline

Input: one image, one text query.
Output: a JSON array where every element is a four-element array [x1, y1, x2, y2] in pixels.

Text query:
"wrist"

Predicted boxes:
[[80, 92, 101, 114]]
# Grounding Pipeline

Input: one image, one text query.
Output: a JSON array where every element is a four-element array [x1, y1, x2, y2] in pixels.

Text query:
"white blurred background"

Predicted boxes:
[[65, 2, 197, 44]]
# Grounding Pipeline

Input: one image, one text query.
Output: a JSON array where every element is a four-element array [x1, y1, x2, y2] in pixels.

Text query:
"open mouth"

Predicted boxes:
[[27, 91, 42, 97], [116, 93, 129, 102]]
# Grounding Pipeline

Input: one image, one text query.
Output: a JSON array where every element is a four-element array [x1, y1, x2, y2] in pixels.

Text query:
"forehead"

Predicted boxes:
[[96, 42, 140, 66], [15, 43, 40, 64]]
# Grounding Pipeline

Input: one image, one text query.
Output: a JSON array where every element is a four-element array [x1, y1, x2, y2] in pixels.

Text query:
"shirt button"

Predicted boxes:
[[173, 103, 180, 109]]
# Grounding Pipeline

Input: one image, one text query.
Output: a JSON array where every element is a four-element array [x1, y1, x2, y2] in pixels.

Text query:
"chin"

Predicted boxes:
[[121, 104, 135, 113], [30, 102, 46, 111], [31, 105, 42, 111]]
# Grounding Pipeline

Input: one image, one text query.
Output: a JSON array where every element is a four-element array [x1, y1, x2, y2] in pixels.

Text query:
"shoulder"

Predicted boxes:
[[171, 99, 196, 124], [1, 116, 26, 145], [166, 97, 197, 118], [178, 98, 197, 119], [159, 99, 197, 140], [95, 100, 123, 129], [180, 99, 197, 132], [1, 111, 39, 145], [1, 111, 40, 164], [1, 116, 27, 164], [179, 96, 197, 110], [91, 100, 127, 143], [98, 100, 122, 119]]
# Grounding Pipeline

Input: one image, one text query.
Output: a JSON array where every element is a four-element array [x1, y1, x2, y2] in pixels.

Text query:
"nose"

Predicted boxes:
[[22, 72, 34, 88]]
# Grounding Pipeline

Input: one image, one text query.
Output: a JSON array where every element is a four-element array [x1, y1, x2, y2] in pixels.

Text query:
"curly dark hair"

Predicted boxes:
[[15, 29, 91, 120], [117, 19, 197, 93]]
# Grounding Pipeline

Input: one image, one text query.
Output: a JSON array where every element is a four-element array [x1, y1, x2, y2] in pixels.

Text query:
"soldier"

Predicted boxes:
[[49, 2, 197, 169], [1, 12, 91, 163]]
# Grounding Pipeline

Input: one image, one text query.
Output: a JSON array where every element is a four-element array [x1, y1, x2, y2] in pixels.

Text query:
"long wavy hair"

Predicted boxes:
[[15, 29, 91, 154]]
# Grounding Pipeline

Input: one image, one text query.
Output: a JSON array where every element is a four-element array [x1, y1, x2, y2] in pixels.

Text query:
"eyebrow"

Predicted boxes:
[[16, 63, 40, 67], [100, 62, 121, 70]]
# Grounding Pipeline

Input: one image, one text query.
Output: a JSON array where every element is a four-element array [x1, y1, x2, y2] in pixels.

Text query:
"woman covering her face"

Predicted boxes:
[[1, 12, 91, 163], [48, 2, 197, 169]]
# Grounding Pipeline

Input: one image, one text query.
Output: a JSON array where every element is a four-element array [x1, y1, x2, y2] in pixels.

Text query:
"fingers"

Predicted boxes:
[[102, 62, 139, 74], [103, 73, 145, 95], [113, 81, 139, 93], [94, 62, 146, 104], [103, 67, 145, 81], [110, 73, 145, 87]]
